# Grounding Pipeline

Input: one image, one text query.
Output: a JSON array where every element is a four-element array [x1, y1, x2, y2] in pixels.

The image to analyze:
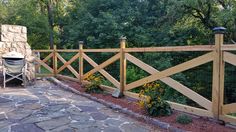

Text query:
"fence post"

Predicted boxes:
[[79, 41, 84, 83], [212, 27, 226, 119], [120, 36, 127, 96], [53, 45, 57, 76]]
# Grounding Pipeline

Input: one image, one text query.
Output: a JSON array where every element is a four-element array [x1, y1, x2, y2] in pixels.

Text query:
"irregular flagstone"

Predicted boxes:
[[40, 103, 70, 113], [104, 118, 124, 127], [0, 113, 7, 121], [90, 112, 108, 120], [0, 121, 11, 128], [103, 126, 122, 132], [0, 97, 12, 103], [34, 110, 66, 120], [21, 115, 52, 124], [0, 80, 158, 132], [50, 125, 77, 132], [0, 126, 9, 132], [17, 99, 39, 105], [70, 113, 92, 123], [17, 103, 43, 110], [11, 123, 44, 132], [66, 106, 82, 115], [120, 123, 150, 132], [77, 105, 98, 112], [36, 116, 71, 130], [69, 121, 102, 132], [7, 109, 33, 122]]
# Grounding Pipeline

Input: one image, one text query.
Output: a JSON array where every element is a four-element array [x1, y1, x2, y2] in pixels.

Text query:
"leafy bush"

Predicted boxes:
[[176, 114, 192, 124], [138, 82, 172, 116], [84, 74, 104, 94]]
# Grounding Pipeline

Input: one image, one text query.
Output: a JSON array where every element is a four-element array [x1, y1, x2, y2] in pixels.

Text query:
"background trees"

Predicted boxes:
[[0, 0, 235, 104]]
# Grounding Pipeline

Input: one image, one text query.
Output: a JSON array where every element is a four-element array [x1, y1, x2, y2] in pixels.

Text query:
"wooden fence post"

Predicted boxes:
[[79, 41, 84, 83], [120, 36, 127, 96], [212, 27, 226, 119], [53, 45, 57, 76]]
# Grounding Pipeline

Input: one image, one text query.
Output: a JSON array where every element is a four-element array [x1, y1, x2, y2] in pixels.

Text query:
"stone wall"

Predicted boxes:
[[0, 24, 35, 81]]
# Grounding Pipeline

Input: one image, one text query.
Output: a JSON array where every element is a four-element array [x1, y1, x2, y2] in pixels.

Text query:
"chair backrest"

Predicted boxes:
[[3, 59, 25, 74]]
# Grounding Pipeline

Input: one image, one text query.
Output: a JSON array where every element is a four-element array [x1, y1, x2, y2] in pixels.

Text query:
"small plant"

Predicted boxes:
[[138, 82, 172, 116], [176, 114, 192, 124], [84, 74, 104, 94]]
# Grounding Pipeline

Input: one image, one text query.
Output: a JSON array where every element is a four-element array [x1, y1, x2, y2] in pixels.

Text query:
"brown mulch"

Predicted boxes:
[[62, 79, 235, 132]]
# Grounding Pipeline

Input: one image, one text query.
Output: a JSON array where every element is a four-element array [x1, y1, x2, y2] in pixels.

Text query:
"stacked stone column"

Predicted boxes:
[[0, 24, 35, 81]]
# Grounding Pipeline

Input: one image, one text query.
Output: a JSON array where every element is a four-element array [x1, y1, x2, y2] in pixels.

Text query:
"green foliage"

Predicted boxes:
[[139, 82, 172, 116], [84, 74, 104, 94], [176, 114, 192, 124], [1, 0, 236, 107]]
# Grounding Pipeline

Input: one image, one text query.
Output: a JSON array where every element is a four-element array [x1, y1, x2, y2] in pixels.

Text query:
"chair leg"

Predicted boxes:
[[23, 74, 27, 87], [3, 73, 6, 89]]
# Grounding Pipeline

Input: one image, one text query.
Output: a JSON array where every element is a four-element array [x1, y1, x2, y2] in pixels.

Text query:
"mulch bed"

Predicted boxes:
[[62, 79, 235, 132]]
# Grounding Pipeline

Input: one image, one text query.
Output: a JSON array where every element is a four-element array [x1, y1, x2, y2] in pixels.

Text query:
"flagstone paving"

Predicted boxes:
[[0, 80, 160, 132]]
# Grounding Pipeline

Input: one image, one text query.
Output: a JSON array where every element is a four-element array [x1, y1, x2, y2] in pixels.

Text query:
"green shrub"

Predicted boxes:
[[138, 82, 172, 116], [84, 74, 104, 94], [176, 114, 192, 124]]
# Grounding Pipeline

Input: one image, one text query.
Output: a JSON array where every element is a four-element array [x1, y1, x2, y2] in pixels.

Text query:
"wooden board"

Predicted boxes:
[[222, 103, 236, 114], [123, 91, 213, 117], [34, 57, 53, 73], [222, 44, 236, 51], [57, 52, 80, 73], [83, 53, 120, 88], [33, 50, 53, 52], [83, 48, 120, 52], [125, 53, 212, 111], [56, 74, 80, 82], [83, 53, 120, 79], [57, 53, 80, 79], [35, 53, 53, 70], [36, 74, 54, 77], [219, 115, 236, 124], [212, 34, 224, 119], [168, 101, 213, 118], [126, 52, 214, 91], [124, 45, 215, 52], [56, 49, 79, 52], [224, 52, 236, 66]]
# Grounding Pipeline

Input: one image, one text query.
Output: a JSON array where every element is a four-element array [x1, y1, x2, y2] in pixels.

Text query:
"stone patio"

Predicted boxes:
[[0, 79, 159, 132]]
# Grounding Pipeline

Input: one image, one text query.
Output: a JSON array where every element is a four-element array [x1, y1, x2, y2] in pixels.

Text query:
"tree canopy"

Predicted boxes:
[[0, 0, 236, 104]]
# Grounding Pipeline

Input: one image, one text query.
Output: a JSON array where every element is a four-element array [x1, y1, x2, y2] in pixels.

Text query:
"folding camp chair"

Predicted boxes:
[[2, 57, 27, 88]]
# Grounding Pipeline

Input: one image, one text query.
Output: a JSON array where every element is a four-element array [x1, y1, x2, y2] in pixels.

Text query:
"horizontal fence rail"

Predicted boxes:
[[33, 33, 236, 125]]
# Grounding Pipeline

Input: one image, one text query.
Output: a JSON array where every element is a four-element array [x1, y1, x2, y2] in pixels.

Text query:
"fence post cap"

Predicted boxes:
[[213, 27, 226, 34], [78, 41, 84, 44], [119, 36, 127, 41]]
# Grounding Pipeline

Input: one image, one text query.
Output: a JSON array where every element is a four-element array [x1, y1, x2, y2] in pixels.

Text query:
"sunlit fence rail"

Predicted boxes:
[[33, 31, 236, 124]]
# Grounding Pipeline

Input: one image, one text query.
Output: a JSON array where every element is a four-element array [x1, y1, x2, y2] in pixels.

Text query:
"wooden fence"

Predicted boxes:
[[33, 32, 236, 124]]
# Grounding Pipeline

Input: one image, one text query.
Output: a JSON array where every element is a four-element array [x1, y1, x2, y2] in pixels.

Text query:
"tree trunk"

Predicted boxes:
[[47, 1, 54, 49]]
